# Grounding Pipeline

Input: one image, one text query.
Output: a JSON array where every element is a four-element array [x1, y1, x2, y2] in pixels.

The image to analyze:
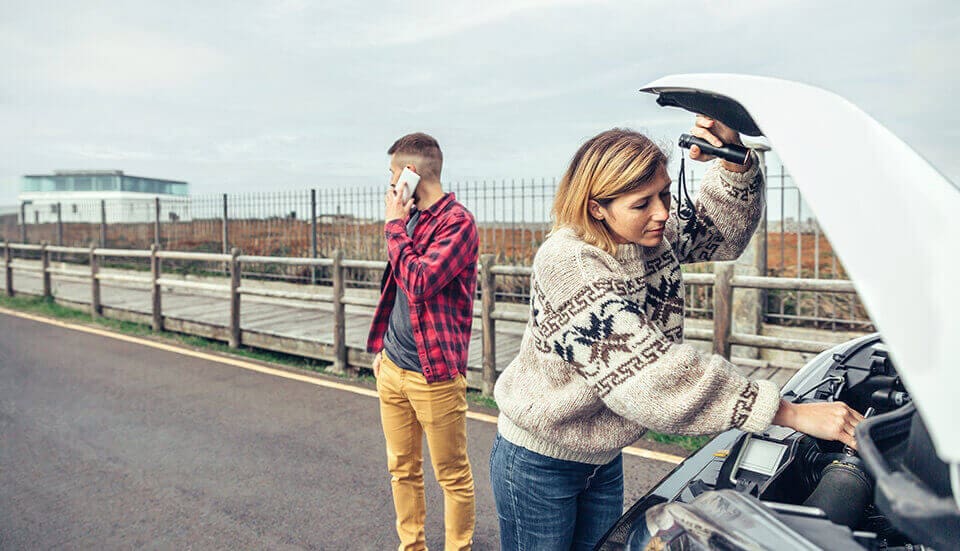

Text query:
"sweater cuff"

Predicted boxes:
[[739, 379, 781, 433], [715, 152, 761, 190]]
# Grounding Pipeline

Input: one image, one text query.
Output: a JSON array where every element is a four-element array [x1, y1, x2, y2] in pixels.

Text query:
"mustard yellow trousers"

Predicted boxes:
[[377, 352, 475, 551]]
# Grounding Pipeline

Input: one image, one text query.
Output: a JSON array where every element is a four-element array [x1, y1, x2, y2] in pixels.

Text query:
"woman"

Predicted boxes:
[[490, 117, 863, 551]]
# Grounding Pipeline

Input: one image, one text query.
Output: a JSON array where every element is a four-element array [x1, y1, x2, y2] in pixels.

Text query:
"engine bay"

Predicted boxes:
[[599, 335, 960, 550]]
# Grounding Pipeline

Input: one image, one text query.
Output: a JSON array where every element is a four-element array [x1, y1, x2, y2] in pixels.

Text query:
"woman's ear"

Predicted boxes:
[[588, 199, 605, 221]]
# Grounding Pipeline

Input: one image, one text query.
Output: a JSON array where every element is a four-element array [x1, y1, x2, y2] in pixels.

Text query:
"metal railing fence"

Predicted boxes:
[[2, 164, 872, 331]]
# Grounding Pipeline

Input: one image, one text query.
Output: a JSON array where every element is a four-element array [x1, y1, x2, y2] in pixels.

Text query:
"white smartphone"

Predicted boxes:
[[396, 167, 420, 202]]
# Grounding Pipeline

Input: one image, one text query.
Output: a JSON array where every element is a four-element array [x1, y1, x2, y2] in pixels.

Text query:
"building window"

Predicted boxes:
[[73, 176, 93, 191], [94, 176, 117, 191]]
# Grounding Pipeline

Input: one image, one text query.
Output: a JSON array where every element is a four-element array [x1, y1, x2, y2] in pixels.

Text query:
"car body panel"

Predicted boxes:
[[640, 74, 960, 463]]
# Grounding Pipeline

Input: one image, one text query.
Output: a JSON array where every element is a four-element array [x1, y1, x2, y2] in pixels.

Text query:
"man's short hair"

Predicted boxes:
[[388, 132, 443, 181]]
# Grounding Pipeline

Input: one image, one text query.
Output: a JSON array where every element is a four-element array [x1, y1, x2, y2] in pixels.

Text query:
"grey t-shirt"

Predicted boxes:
[[383, 211, 422, 373]]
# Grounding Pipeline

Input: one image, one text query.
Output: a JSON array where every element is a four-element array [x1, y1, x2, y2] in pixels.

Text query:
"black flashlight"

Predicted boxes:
[[678, 134, 750, 165]]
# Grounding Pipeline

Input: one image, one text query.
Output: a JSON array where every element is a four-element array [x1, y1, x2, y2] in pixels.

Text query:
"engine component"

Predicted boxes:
[[803, 461, 873, 529]]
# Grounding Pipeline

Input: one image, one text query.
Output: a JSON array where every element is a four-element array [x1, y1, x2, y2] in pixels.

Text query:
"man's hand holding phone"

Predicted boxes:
[[385, 166, 418, 224]]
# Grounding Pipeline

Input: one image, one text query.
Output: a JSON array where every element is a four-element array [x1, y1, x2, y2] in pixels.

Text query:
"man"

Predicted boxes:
[[367, 132, 478, 551]]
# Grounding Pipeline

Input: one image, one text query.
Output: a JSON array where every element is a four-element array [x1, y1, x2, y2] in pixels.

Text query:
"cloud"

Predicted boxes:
[[53, 144, 165, 161], [38, 29, 227, 95], [245, 0, 603, 50], [355, 0, 602, 47], [0, 0, 957, 207], [214, 135, 302, 160]]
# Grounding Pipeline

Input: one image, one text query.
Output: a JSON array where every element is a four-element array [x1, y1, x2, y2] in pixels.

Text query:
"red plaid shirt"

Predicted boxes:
[[367, 193, 478, 383]]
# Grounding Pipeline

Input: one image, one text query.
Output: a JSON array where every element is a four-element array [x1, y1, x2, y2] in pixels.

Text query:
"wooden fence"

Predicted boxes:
[[3, 241, 861, 395]]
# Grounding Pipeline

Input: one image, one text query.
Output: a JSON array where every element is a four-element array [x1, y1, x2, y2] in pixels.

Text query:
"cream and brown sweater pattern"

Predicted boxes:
[[494, 158, 782, 465]]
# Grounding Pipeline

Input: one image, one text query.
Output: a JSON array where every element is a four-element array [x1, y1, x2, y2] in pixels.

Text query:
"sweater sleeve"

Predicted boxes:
[[534, 246, 780, 435], [665, 156, 765, 264]]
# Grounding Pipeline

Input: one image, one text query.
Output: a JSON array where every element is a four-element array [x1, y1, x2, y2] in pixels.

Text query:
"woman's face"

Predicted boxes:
[[589, 164, 672, 248]]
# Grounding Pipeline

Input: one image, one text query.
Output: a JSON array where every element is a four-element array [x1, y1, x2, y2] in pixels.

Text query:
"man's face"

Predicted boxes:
[[388, 155, 418, 202], [388, 156, 402, 189], [590, 164, 672, 248]]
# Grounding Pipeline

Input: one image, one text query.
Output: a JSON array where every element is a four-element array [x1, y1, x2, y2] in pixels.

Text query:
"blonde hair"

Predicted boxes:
[[551, 129, 668, 254]]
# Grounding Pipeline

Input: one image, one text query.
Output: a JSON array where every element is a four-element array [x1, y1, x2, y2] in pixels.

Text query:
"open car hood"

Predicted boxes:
[[640, 74, 960, 463]]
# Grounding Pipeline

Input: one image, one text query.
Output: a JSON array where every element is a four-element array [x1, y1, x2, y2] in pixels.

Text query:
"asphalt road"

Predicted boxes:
[[0, 311, 678, 550]]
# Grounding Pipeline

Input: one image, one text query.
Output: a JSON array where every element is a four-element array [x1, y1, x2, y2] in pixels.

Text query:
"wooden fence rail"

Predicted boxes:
[[1, 240, 862, 396]]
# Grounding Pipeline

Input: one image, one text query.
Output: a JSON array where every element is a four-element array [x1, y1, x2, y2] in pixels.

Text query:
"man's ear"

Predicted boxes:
[[588, 199, 605, 221], [406, 163, 418, 174]]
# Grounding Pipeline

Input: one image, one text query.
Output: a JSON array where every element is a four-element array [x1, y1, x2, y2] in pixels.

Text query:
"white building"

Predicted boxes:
[[19, 170, 192, 223]]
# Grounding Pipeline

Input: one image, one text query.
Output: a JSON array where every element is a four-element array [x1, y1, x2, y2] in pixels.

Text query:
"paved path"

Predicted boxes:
[[0, 311, 679, 550]]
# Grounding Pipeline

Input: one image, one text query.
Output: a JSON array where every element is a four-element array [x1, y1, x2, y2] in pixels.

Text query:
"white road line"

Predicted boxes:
[[0, 306, 686, 464]]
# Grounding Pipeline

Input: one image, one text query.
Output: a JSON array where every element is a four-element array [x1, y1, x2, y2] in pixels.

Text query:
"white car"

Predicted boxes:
[[596, 74, 960, 551]]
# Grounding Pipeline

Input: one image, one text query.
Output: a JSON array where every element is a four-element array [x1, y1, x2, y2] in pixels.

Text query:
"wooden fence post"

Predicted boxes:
[[481, 254, 498, 396], [4, 241, 12, 297], [331, 249, 347, 374], [713, 262, 734, 360], [41, 241, 51, 299], [151, 244, 163, 331], [90, 243, 101, 318], [229, 248, 242, 348]]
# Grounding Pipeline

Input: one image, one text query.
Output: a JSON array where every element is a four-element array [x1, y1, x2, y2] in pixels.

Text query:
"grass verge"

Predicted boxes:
[[0, 293, 332, 373], [642, 432, 710, 452], [0, 293, 707, 452]]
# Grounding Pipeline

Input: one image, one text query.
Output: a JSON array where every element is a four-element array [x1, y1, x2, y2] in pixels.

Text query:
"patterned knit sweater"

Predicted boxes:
[[494, 158, 781, 465]]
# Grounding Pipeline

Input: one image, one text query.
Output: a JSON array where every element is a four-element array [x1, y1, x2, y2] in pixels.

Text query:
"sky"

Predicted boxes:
[[1, 0, 958, 207]]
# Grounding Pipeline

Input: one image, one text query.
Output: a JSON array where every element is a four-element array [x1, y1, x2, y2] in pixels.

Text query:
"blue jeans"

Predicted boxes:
[[490, 432, 624, 551]]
